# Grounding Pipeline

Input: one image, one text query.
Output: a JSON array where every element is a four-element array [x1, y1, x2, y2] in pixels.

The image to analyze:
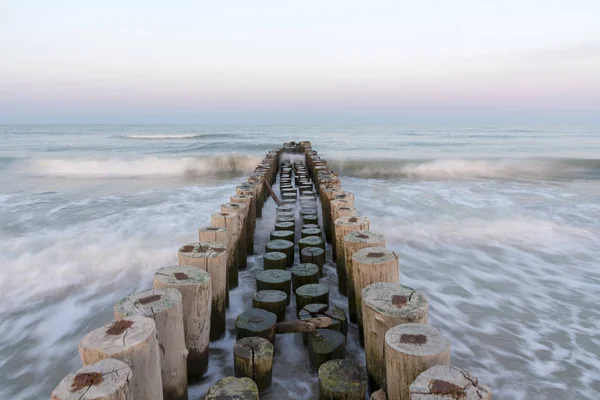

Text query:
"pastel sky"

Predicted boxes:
[[1, 0, 599, 123]]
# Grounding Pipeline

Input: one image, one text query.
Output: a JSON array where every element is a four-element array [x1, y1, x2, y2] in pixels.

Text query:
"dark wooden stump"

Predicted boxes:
[[291, 263, 320, 291], [303, 214, 319, 226], [234, 337, 274, 393], [302, 223, 320, 230], [308, 329, 346, 372], [255, 269, 292, 304], [295, 283, 329, 315], [206, 376, 259, 399], [270, 229, 295, 243], [252, 290, 287, 322], [275, 221, 296, 233], [318, 359, 367, 400], [301, 247, 325, 277], [299, 303, 347, 345], [301, 227, 322, 239], [265, 239, 294, 266], [263, 251, 287, 270], [235, 308, 277, 345], [299, 236, 325, 253]]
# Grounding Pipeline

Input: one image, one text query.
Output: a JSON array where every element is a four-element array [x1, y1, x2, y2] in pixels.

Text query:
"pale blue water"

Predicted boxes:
[[1, 125, 599, 399]]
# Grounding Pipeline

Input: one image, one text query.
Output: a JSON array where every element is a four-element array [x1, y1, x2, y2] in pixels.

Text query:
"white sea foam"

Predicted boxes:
[[18, 154, 262, 178], [123, 134, 207, 139]]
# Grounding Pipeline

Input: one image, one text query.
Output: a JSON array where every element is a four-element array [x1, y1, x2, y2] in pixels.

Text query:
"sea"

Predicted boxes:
[[0, 125, 599, 399]]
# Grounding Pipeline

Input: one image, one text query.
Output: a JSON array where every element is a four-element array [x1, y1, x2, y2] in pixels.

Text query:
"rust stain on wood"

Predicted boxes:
[[71, 372, 104, 392], [391, 295, 407, 307], [137, 294, 162, 305], [429, 379, 465, 398], [106, 319, 134, 335], [180, 245, 195, 253], [355, 233, 369, 239], [174, 272, 189, 280], [400, 333, 427, 345], [367, 252, 385, 258], [348, 217, 358, 223]]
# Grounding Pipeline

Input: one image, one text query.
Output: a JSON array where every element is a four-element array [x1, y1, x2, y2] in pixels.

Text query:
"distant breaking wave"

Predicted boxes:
[[123, 134, 210, 139], [327, 158, 600, 180], [20, 154, 261, 178]]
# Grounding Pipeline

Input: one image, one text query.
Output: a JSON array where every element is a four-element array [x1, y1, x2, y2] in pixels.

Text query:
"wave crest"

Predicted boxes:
[[123, 134, 208, 139]]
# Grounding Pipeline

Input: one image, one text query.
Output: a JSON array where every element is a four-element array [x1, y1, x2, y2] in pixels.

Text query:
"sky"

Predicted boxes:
[[1, 0, 599, 124]]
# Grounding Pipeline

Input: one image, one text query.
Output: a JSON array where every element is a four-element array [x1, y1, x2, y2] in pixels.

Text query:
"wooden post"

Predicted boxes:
[[301, 227, 322, 239], [177, 241, 227, 341], [206, 377, 259, 400], [255, 269, 292, 304], [291, 263, 320, 291], [300, 247, 325, 277], [265, 239, 294, 266], [231, 194, 255, 254], [153, 266, 212, 379], [295, 283, 329, 316], [114, 288, 188, 400], [370, 389, 387, 400], [344, 230, 385, 324], [410, 365, 491, 399], [211, 211, 241, 289], [270, 229, 294, 243], [385, 323, 451, 400], [275, 221, 295, 232], [298, 236, 325, 253], [308, 329, 346, 372], [322, 188, 343, 242], [302, 214, 319, 226], [353, 247, 399, 345], [233, 337, 275, 393], [318, 359, 367, 400], [51, 359, 133, 400], [252, 290, 288, 322], [263, 251, 287, 270], [222, 202, 248, 269], [334, 216, 370, 296], [235, 308, 277, 345], [78, 316, 162, 400], [299, 304, 347, 345], [362, 283, 428, 391]]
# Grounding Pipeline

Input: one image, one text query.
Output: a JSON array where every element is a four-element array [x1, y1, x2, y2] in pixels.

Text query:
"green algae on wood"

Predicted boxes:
[[318, 359, 367, 400]]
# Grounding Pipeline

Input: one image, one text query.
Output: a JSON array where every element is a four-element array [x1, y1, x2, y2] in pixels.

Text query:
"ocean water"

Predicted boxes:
[[0, 125, 599, 399]]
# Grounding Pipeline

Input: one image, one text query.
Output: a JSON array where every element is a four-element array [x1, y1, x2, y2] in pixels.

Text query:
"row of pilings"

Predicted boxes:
[[51, 141, 491, 400]]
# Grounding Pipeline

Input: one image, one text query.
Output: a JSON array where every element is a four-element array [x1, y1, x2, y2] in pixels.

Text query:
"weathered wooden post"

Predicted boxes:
[[252, 290, 287, 322], [318, 359, 367, 400], [308, 329, 346, 372], [353, 247, 399, 344], [231, 194, 256, 254], [322, 188, 343, 242], [153, 265, 212, 379], [295, 283, 329, 315], [301, 227, 322, 239], [255, 269, 292, 304], [362, 283, 428, 391], [385, 323, 451, 400], [275, 221, 295, 233], [222, 202, 248, 269], [233, 337, 274, 393], [78, 316, 162, 400], [300, 247, 325, 277], [177, 241, 227, 340], [265, 239, 294, 266], [410, 365, 492, 399], [206, 377, 259, 400], [299, 303, 347, 344], [344, 230, 385, 323], [211, 211, 241, 289], [291, 263, 320, 291], [370, 389, 387, 400], [270, 229, 295, 243], [114, 288, 188, 400], [263, 251, 287, 270], [235, 308, 277, 344], [51, 359, 133, 400], [334, 216, 370, 296], [298, 235, 326, 253]]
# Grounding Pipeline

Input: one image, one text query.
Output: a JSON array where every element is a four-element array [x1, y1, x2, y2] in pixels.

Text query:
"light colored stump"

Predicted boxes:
[[318, 359, 367, 400], [362, 283, 428, 391], [231, 194, 256, 254], [235, 308, 277, 345], [263, 251, 287, 270], [196, 227, 231, 307], [370, 389, 387, 400], [211, 210, 241, 289], [322, 188, 343, 242], [344, 230, 386, 324], [301, 247, 325, 277], [385, 323, 451, 400], [296, 283, 329, 316], [334, 216, 370, 296], [78, 316, 162, 400], [308, 329, 346, 372], [205, 377, 259, 400], [233, 337, 274, 393], [51, 359, 133, 400], [114, 288, 188, 400], [252, 290, 288, 322], [291, 263, 320, 291], [255, 269, 292, 305], [266, 239, 294, 266], [222, 202, 248, 269], [410, 365, 492, 400], [153, 266, 212, 379], [177, 241, 227, 341], [353, 247, 399, 346], [330, 202, 355, 253]]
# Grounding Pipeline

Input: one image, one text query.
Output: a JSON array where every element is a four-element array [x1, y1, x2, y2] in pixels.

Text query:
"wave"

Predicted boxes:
[[122, 134, 209, 139], [19, 154, 262, 179], [327, 158, 600, 180]]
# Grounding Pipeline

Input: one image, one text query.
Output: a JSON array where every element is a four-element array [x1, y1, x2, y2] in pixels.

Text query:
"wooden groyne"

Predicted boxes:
[[51, 142, 492, 400]]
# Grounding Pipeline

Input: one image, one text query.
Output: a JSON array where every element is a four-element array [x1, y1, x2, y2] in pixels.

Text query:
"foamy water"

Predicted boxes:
[[0, 125, 599, 399]]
